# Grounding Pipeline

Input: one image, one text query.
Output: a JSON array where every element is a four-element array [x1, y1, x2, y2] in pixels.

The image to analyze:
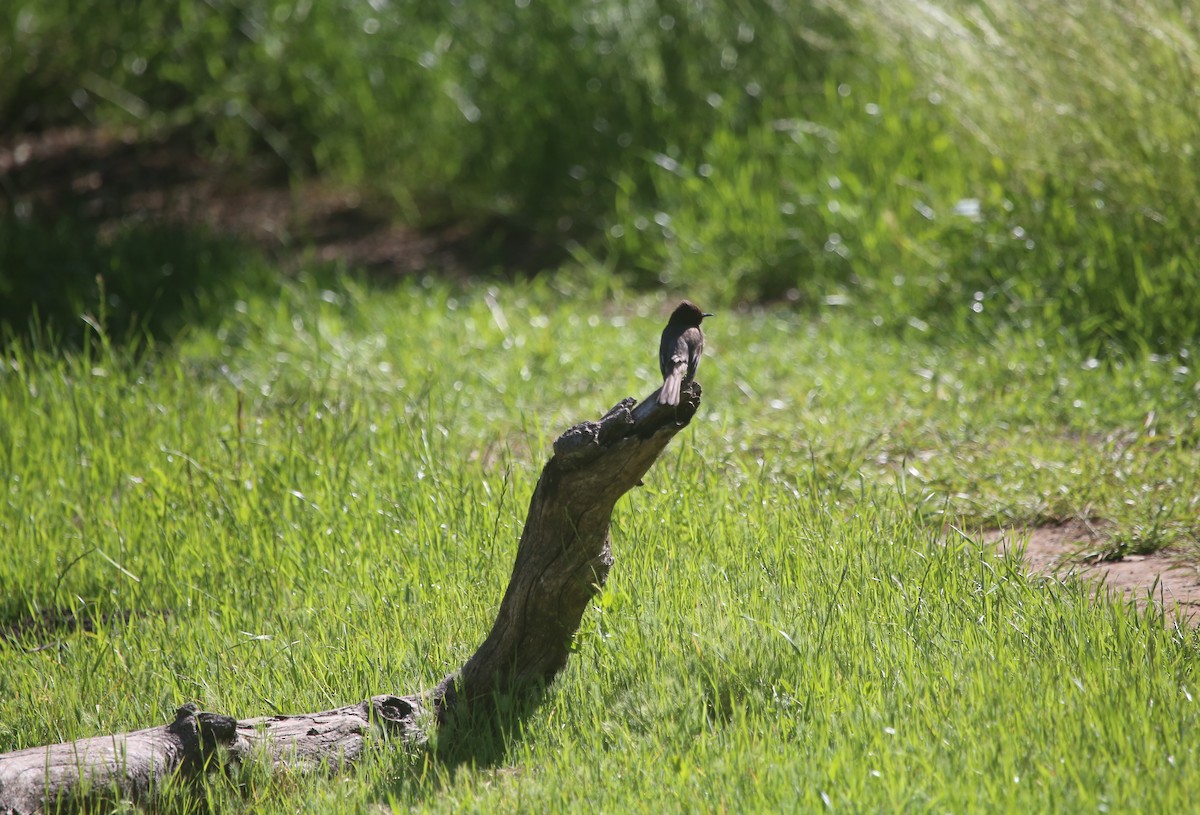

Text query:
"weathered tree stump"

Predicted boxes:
[[0, 380, 701, 814]]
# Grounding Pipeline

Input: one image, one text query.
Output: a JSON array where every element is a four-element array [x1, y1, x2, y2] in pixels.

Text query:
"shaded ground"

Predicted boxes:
[[0, 608, 170, 653], [988, 520, 1200, 626], [0, 126, 554, 278]]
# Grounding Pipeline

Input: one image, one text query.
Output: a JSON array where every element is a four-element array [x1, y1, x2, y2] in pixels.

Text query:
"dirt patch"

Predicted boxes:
[[987, 519, 1200, 625]]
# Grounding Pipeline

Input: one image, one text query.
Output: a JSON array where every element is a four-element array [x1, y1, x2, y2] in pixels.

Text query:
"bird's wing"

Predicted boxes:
[[669, 333, 691, 369]]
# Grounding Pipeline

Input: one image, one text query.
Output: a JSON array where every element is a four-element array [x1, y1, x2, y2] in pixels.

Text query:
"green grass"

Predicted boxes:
[[2, 274, 1198, 812], [6, 0, 1199, 352]]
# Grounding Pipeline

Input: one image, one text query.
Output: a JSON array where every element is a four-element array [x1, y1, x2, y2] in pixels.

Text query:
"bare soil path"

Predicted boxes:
[[988, 520, 1200, 626]]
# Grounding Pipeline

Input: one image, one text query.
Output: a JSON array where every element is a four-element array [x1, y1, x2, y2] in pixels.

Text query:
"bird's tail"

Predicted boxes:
[[658, 372, 682, 406]]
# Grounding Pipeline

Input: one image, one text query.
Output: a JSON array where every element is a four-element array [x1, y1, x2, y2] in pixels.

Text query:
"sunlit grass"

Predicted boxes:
[[6, 0, 1199, 351], [2, 275, 1198, 812]]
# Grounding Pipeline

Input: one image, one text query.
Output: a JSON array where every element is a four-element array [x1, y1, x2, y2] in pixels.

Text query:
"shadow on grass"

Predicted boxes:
[[367, 685, 552, 807], [0, 216, 269, 351], [0, 604, 173, 653], [434, 686, 549, 768], [0, 125, 570, 345]]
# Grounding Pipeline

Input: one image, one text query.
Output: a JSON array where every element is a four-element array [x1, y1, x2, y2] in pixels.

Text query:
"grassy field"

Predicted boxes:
[[3, 1, 1200, 809], [2, 274, 1198, 812], [6, 0, 1200, 352]]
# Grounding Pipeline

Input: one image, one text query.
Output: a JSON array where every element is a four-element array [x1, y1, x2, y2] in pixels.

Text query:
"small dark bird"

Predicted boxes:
[[658, 300, 712, 406]]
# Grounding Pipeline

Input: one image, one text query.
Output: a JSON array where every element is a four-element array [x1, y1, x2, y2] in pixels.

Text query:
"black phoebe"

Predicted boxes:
[[658, 300, 712, 406]]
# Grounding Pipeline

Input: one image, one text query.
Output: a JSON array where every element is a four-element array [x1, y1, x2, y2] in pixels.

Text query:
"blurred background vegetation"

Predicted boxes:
[[1, 0, 1198, 353]]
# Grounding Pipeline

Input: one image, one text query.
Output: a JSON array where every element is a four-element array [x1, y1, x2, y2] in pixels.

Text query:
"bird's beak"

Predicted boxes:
[[702, 312, 714, 318]]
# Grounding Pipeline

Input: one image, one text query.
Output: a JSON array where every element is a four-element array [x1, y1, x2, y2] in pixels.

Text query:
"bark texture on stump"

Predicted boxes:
[[0, 381, 701, 814], [437, 380, 702, 714]]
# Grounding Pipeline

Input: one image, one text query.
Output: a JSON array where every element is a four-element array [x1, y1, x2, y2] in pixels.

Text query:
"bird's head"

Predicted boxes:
[[669, 300, 714, 326]]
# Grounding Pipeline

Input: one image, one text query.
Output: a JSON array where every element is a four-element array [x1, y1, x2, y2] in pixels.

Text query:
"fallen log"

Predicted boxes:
[[0, 380, 702, 814]]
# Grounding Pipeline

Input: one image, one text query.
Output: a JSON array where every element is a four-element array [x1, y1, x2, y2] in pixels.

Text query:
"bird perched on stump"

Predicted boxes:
[[658, 300, 712, 406]]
